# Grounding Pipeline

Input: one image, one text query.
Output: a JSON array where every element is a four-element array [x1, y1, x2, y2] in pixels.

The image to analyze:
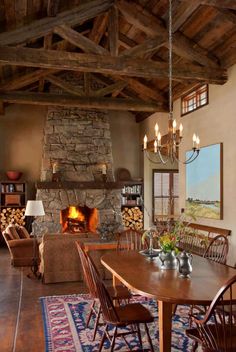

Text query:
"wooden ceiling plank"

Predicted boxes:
[[0, 0, 114, 45], [108, 5, 119, 56], [94, 81, 127, 96], [172, 0, 201, 32], [118, 0, 220, 68], [117, 0, 166, 37], [3, 0, 16, 31], [0, 46, 227, 83], [89, 13, 108, 44], [54, 25, 109, 55], [47, 0, 60, 17], [121, 37, 166, 58], [0, 91, 167, 112], [46, 74, 85, 96]]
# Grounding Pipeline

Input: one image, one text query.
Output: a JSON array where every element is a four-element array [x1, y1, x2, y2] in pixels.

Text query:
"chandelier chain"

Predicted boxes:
[[169, 0, 173, 120]]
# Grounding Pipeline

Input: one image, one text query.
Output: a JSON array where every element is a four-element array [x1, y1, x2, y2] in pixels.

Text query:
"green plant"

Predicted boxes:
[[159, 232, 179, 253]]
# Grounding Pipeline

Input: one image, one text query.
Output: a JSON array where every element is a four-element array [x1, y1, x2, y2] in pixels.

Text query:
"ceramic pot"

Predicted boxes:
[[159, 251, 178, 270]]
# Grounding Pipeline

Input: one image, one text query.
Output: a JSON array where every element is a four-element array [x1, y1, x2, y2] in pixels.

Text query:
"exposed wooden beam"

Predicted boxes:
[[117, 0, 220, 68], [172, 1, 201, 32], [0, 46, 227, 84], [0, 101, 5, 115], [46, 75, 85, 96], [54, 25, 109, 55], [0, 91, 167, 112], [121, 37, 166, 58], [199, 0, 236, 10], [124, 77, 167, 103], [84, 72, 91, 96], [89, 13, 108, 44], [0, 0, 113, 45], [108, 5, 119, 56], [217, 8, 236, 25], [0, 68, 58, 91], [94, 81, 127, 96], [39, 33, 53, 92]]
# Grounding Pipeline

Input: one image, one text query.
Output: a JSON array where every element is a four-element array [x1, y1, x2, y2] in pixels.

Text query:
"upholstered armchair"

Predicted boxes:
[[2, 224, 39, 267]]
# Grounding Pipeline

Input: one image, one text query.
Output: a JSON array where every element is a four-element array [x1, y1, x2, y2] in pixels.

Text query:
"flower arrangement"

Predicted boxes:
[[159, 233, 179, 254]]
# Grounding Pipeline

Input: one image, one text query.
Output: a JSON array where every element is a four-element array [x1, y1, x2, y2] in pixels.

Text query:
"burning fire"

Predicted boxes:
[[60, 205, 98, 233], [68, 206, 85, 221]]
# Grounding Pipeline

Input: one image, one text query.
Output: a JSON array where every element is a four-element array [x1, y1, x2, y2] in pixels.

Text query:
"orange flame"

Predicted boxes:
[[68, 206, 85, 221]]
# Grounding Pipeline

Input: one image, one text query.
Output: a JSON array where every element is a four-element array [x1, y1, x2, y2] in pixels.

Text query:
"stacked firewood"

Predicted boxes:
[[122, 207, 143, 230], [0, 208, 26, 230]]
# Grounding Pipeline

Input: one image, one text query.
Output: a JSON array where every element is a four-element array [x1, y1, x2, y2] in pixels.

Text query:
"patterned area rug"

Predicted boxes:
[[40, 294, 195, 352]]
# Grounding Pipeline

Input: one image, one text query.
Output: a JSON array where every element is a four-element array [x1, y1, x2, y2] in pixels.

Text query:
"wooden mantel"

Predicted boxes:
[[36, 180, 142, 190]]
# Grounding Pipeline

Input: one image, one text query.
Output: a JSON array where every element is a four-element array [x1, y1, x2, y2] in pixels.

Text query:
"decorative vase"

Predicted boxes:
[[148, 237, 154, 254], [159, 251, 178, 270]]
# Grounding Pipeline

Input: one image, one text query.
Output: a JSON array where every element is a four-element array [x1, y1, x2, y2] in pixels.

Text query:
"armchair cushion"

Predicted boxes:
[[16, 225, 30, 239], [5, 224, 20, 240]]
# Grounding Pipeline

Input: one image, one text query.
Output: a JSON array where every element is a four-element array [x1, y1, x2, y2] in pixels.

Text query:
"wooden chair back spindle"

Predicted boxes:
[[118, 229, 146, 251], [203, 234, 229, 264]]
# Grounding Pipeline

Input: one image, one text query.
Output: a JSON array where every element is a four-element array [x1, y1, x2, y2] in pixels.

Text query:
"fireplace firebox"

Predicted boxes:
[[60, 205, 98, 233]]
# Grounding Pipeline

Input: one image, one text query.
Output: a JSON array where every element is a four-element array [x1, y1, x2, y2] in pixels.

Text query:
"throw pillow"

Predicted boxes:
[[5, 224, 20, 240], [16, 225, 30, 239]]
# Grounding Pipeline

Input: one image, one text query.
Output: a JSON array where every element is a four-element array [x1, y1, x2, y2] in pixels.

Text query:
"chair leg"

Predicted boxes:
[[110, 326, 117, 352], [136, 324, 144, 351], [92, 304, 101, 341], [98, 324, 107, 352], [144, 323, 155, 352], [86, 299, 95, 328]]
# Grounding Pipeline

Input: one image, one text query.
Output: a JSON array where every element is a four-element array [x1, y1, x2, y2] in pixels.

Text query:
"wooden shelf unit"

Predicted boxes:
[[0, 181, 27, 230], [121, 182, 144, 231]]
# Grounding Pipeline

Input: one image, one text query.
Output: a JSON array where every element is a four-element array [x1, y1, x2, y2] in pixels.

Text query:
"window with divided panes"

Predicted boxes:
[[153, 170, 179, 223], [181, 84, 208, 116]]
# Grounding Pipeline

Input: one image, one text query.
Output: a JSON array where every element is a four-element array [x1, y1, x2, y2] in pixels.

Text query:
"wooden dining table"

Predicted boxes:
[[101, 251, 236, 352]]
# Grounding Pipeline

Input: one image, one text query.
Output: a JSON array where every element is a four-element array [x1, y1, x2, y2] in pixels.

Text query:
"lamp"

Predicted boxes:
[[143, 0, 200, 165], [25, 200, 45, 277]]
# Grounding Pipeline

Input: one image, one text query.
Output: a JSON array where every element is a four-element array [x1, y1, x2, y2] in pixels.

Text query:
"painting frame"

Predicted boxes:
[[185, 143, 223, 220]]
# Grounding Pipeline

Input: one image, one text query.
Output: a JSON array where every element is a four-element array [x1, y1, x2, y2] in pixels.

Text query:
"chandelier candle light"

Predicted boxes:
[[143, 0, 200, 165]]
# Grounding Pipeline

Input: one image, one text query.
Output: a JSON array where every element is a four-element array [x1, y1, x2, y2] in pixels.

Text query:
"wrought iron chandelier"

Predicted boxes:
[[143, 0, 200, 165]]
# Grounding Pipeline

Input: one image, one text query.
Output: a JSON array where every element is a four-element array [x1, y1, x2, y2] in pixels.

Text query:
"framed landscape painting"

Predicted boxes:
[[185, 143, 223, 219]]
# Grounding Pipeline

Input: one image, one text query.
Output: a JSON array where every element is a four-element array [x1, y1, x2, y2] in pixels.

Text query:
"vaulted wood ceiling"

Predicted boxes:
[[0, 0, 235, 121]]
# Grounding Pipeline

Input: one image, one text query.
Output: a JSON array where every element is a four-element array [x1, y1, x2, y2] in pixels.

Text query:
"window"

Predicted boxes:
[[181, 84, 208, 116], [153, 170, 179, 223]]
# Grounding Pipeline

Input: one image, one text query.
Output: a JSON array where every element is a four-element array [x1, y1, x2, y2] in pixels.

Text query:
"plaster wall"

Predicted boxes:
[[0, 104, 47, 198], [140, 112, 178, 228], [0, 105, 141, 197], [109, 110, 140, 179], [174, 64, 236, 266]]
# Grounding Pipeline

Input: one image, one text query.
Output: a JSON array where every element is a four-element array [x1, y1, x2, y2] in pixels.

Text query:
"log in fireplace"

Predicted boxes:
[[60, 205, 98, 233]]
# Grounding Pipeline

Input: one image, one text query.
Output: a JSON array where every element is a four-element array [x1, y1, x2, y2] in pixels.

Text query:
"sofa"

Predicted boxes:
[[39, 233, 113, 284], [2, 224, 39, 266]]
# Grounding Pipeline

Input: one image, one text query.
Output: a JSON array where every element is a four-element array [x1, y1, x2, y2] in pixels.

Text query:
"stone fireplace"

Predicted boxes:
[[35, 82, 122, 232]]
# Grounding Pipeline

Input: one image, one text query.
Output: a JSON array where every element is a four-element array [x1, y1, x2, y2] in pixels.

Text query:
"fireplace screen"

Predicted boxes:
[[60, 205, 98, 233]]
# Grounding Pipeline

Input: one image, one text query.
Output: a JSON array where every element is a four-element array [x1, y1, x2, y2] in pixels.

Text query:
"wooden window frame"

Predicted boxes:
[[181, 84, 209, 116], [152, 169, 179, 224]]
